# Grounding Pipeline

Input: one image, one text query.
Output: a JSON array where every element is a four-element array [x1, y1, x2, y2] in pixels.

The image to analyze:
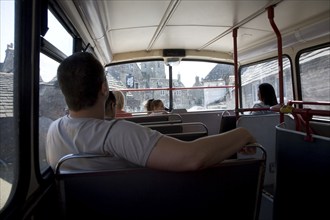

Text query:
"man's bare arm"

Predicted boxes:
[[146, 127, 256, 171]]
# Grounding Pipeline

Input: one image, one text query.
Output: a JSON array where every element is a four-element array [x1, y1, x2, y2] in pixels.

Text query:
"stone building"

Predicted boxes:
[[0, 44, 14, 73]]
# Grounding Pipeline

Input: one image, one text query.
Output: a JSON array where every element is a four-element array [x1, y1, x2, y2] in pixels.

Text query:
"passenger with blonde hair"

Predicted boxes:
[[112, 90, 133, 118]]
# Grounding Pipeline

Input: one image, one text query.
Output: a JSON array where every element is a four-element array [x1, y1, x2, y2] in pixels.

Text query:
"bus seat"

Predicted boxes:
[[219, 115, 237, 133], [309, 120, 330, 137], [180, 111, 224, 135], [219, 114, 239, 159], [167, 131, 208, 141], [145, 122, 184, 134], [171, 108, 187, 113], [55, 146, 266, 219], [236, 114, 294, 193], [123, 113, 182, 125], [145, 122, 208, 141], [273, 123, 330, 220]]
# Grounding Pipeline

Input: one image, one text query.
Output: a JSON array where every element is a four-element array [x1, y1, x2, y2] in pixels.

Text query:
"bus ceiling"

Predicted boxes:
[[54, 0, 330, 65]]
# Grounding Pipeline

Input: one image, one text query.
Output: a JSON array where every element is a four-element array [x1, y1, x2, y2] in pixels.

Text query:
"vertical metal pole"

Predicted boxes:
[[233, 28, 239, 119], [268, 5, 284, 123], [169, 65, 173, 111]]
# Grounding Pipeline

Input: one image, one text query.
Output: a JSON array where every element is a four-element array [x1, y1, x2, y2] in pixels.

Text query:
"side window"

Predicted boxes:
[[38, 10, 73, 172], [298, 46, 330, 111], [44, 10, 73, 56], [240, 57, 293, 110], [0, 0, 15, 211]]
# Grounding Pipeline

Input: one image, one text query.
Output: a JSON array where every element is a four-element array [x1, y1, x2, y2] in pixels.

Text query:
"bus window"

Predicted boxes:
[[38, 10, 73, 172], [106, 60, 235, 112], [240, 57, 293, 111], [44, 10, 73, 56], [0, 0, 15, 211], [39, 54, 62, 172], [171, 61, 234, 111], [105, 61, 167, 112], [298, 46, 330, 112]]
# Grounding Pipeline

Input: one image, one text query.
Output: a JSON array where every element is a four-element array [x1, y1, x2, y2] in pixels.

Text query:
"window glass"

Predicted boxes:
[[44, 10, 73, 56], [105, 60, 235, 112], [39, 54, 66, 172], [105, 61, 166, 112], [39, 10, 73, 173], [171, 61, 234, 111], [0, 0, 15, 211], [240, 57, 293, 112], [299, 46, 330, 111]]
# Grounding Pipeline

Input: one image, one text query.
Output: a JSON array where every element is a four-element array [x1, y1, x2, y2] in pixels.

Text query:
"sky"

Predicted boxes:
[[0, 1, 15, 63], [168, 61, 216, 87]]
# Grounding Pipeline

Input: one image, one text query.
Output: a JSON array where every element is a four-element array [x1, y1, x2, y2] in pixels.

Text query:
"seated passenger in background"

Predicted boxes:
[[144, 98, 154, 114], [150, 99, 167, 115], [251, 83, 278, 115], [112, 90, 133, 118], [105, 90, 116, 119], [46, 52, 257, 172]]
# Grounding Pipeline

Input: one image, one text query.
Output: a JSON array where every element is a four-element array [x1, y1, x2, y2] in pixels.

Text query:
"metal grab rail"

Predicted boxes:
[[54, 154, 111, 175]]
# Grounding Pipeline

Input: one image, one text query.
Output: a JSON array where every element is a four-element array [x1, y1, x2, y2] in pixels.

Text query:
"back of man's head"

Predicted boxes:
[[57, 52, 105, 111]]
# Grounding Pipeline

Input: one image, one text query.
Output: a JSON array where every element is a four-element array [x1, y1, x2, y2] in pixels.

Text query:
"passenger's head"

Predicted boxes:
[[57, 52, 108, 111], [105, 91, 116, 118], [144, 99, 154, 112], [151, 99, 165, 111], [258, 83, 278, 106], [113, 90, 125, 110]]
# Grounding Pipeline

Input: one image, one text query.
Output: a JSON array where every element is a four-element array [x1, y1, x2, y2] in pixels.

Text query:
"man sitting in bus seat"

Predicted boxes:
[[46, 52, 257, 172], [251, 83, 278, 115]]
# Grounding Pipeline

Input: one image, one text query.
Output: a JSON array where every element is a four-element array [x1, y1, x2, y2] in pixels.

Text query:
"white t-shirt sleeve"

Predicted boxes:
[[104, 120, 164, 167]]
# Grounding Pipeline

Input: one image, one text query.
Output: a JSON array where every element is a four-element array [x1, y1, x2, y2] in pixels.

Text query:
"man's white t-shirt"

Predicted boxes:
[[46, 116, 164, 172]]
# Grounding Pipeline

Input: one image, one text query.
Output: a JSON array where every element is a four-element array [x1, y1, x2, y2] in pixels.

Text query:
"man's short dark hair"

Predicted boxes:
[[57, 52, 105, 111]]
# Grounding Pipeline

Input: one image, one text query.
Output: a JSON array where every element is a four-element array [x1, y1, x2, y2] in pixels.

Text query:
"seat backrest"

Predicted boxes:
[[145, 122, 208, 135], [55, 148, 266, 219], [167, 130, 208, 141], [180, 111, 225, 135], [219, 115, 237, 133], [236, 114, 294, 191], [309, 120, 330, 137], [123, 113, 182, 125], [145, 122, 208, 141], [273, 123, 330, 220], [171, 108, 187, 113], [144, 122, 184, 134]]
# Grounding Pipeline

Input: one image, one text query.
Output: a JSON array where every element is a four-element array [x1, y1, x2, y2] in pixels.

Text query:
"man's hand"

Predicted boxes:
[[238, 143, 260, 155]]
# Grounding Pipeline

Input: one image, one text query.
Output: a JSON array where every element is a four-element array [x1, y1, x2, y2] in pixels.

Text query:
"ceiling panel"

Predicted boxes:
[[60, 0, 329, 64]]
